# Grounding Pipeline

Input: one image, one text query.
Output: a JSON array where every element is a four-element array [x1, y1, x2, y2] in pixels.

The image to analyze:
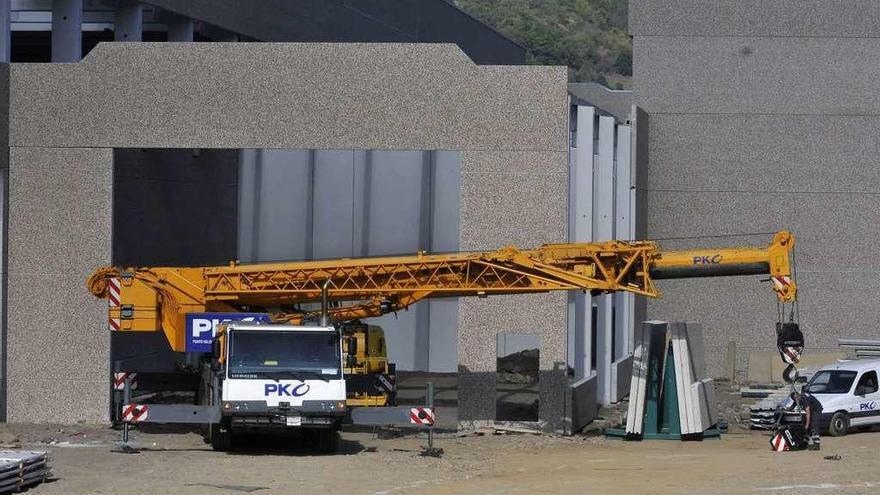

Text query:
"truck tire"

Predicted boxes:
[[828, 411, 849, 437], [210, 424, 234, 451], [316, 430, 338, 453]]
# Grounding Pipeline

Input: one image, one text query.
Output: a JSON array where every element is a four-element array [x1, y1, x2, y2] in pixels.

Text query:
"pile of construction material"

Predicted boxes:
[[839, 338, 880, 359], [622, 321, 718, 440], [0, 451, 51, 493], [747, 387, 799, 429]]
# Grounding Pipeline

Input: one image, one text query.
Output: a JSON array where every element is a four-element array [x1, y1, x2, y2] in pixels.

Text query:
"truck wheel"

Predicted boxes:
[[828, 411, 849, 437], [210, 424, 234, 451], [317, 430, 338, 453]]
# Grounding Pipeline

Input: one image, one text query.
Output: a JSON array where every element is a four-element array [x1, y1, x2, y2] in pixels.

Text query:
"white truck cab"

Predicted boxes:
[[209, 323, 347, 451], [804, 359, 880, 436]]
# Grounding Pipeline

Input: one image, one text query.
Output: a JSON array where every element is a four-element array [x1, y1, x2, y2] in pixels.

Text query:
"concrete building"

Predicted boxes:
[[630, 0, 878, 379], [0, 0, 585, 433]]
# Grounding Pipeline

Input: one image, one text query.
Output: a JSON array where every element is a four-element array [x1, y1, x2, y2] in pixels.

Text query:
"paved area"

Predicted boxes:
[[3, 423, 879, 494]]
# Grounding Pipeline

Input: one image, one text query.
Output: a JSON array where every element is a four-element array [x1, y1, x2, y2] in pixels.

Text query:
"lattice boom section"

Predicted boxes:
[[201, 246, 658, 302]]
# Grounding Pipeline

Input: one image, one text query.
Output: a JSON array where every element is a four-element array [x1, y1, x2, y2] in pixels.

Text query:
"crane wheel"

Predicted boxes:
[[316, 430, 339, 453], [210, 423, 234, 451]]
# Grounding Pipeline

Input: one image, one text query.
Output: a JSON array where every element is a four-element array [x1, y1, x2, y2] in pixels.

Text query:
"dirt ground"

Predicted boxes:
[[1, 422, 879, 495]]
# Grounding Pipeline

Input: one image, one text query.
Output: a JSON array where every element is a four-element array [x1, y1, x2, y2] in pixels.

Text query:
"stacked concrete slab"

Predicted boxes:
[[631, 0, 880, 379], [625, 321, 667, 436], [669, 322, 717, 435], [4, 43, 568, 427], [625, 321, 718, 438], [0, 451, 51, 492]]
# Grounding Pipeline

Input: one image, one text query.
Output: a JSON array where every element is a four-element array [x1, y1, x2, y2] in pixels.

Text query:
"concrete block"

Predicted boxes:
[[691, 378, 718, 431], [634, 36, 880, 115], [568, 373, 598, 434], [746, 352, 774, 384], [630, 0, 880, 37], [723, 340, 737, 382], [10, 43, 568, 152], [6, 148, 112, 422], [611, 354, 633, 404], [458, 293, 567, 432]]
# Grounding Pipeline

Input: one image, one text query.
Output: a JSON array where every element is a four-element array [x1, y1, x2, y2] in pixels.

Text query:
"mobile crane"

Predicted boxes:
[[87, 231, 800, 451]]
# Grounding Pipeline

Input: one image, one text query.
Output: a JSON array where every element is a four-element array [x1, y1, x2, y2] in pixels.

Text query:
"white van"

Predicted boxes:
[[804, 359, 880, 436]]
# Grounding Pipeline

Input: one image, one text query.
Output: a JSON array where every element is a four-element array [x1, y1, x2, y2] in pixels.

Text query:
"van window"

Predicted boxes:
[[806, 370, 858, 394], [855, 371, 878, 395]]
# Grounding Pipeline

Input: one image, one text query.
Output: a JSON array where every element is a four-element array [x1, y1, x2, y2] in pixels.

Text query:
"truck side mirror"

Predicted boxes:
[[212, 339, 221, 360]]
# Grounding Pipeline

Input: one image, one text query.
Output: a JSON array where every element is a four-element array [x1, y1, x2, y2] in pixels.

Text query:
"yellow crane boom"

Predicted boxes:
[[87, 231, 796, 353]]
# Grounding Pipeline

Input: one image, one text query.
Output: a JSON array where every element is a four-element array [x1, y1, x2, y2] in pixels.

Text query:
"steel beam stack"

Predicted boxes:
[[0, 451, 52, 492]]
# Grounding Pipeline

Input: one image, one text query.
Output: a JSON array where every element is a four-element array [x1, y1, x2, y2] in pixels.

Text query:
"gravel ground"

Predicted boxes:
[[0, 421, 877, 494]]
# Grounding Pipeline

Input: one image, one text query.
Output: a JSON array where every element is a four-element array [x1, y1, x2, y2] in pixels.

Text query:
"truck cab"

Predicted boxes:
[[207, 323, 347, 452], [803, 359, 880, 436]]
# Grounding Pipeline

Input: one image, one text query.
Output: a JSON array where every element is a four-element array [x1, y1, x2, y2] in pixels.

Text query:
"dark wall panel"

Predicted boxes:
[[146, 0, 526, 65], [112, 148, 238, 267]]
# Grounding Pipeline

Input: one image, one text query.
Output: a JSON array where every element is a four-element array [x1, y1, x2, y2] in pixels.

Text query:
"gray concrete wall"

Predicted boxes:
[[7, 43, 567, 424], [631, 1, 880, 379]]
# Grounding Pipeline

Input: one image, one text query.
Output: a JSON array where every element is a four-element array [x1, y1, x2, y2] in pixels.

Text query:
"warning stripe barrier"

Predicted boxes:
[[108, 278, 121, 307], [122, 404, 148, 422], [409, 407, 434, 426], [113, 372, 138, 391]]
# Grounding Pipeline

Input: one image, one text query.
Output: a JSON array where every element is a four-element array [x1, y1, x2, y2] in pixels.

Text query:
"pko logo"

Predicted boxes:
[[693, 255, 723, 265], [860, 401, 876, 411], [265, 383, 310, 397], [184, 312, 271, 352]]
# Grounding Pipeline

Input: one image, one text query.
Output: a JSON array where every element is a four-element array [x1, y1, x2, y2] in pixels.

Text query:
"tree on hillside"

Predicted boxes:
[[455, 0, 631, 88]]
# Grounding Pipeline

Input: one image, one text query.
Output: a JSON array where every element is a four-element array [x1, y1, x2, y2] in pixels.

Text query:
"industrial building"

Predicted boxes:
[[0, 0, 864, 439]]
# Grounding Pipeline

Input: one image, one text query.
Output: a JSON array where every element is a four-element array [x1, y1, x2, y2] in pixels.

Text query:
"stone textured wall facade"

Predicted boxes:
[[6, 43, 568, 424], [631, 1, 880, 378]]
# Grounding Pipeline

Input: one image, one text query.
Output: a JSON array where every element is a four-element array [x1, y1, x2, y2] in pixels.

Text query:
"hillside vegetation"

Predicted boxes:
[[455, 0, 631, 88]]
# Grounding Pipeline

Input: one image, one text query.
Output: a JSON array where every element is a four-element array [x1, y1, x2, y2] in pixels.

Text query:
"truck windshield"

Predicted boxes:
[[805, 370, 858, 394], [228, 330, 340, 379]]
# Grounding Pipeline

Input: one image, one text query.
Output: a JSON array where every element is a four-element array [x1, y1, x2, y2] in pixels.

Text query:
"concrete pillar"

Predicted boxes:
[[114, 1, 142, 42], [0, 0, 9, 63], [570, 105, 594, 381], [613, 125, 633, 357], [166, 13, 193, 42], [595, 115, 616, 405], [51, 0, 82, 63]]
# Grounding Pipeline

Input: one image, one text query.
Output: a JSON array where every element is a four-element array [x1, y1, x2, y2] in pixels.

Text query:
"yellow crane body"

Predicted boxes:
[[88, 231, 797, 404]]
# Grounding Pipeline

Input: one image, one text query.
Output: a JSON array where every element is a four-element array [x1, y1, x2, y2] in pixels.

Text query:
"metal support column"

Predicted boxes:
[[595, 116, 616, 405], [114, 1, 142, 42], [52, 0, 82, 62]]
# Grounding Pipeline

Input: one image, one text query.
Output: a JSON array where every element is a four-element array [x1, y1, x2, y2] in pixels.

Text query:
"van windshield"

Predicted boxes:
[[805, 370, 858, 394]]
